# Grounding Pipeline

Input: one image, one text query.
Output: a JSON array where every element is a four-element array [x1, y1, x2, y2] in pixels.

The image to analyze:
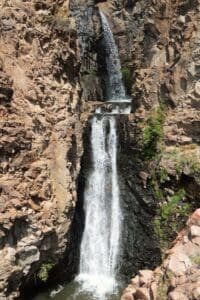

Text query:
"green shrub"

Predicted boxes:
[[157, 271, 173, 299], [154, 189, 191, 249], [159, 168, 169, 184], [121, 67, 132, 92], [37, 262, 55, 282], [143, 106, 165, 160], [160, 189, 186, 220], [191, 255, 200, 265], [46, 15, 69, 29], [42, 5, 69, 30], [162, 145, 200, 179]]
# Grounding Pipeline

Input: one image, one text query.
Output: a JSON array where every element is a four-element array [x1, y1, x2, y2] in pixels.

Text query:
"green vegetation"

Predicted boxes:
[[159, 189, 186, 220], [121, 67, 132, 93], [175, 154, 200, 176], [157, 271, 173, 299], [154, 186, 164, 200], [43, 14, 68, 27], [191, 255, 200, 265], [161, 145, 200, 178], [43, 5, 69, 29], [158, 168, 169, 184], [142, 106, 165, 160], [85, 69, 97, 76], [151, 144, 199, 249], [157, 282, 168, 300], [154, 189, 191, 249], [151, 171, 165, 200], [37, 262, 55, 282]]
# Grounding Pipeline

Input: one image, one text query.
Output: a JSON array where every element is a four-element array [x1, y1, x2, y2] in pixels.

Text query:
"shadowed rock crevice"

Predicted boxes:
[[117, 117, 162, 281]]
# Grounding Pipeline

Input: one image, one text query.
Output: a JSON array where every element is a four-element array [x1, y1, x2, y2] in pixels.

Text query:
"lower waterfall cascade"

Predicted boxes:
[[76, 115, 122, 298], [75, 11, 131, 299]]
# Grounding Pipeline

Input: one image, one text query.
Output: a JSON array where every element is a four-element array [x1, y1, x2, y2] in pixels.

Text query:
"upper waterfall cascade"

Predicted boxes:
[[100, 12, 126, 101], [77, 12, 131, 299]]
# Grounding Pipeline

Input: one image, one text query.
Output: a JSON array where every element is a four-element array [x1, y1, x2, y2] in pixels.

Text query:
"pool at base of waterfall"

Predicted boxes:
[[32, 278, 121, 300]]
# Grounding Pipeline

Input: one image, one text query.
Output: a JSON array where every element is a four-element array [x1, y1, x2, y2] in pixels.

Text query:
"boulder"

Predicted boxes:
[[192, 287, 200, 300], [134, 287, 150, 300], [190, 226, 200, 238], [168, 253, 192, 275], [121, 292, 135, 300], [194, 82, 200, 97], [177, 15, 186, 24], [17, 246, 40, 267], [168, 291, 188, 300], [139, 270, 154, 285]]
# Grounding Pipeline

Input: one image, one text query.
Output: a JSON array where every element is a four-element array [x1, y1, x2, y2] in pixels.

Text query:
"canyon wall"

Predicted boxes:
[[121, 209, 200, 300], [99, 0, 200, 298], [99, 0, 200, 244], [0, 0, 85, 298], [0, 0, 199, 299]]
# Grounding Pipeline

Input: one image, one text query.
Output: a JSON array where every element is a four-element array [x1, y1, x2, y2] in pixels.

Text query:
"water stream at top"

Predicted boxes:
[[99, 12, 126, 100]]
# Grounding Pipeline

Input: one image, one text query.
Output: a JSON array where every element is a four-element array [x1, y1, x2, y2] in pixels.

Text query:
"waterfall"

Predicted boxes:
[[78, 116, 121, 297], [77, 12, 128, 299], [100, 12, 126, 100]]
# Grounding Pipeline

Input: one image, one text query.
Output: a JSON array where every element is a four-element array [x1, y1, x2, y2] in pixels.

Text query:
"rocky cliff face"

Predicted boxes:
[[99, 0, 200, 242], [98, 0, 200, 295], [0, 0, 85, 298], [121, 209, 200, 300], [0, 0, 199, 299]]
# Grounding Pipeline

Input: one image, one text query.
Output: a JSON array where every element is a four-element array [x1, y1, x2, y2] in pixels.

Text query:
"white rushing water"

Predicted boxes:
[[77, 116, 121, 298], [77, 12, 128, 299], [100, 12, 126, 100]]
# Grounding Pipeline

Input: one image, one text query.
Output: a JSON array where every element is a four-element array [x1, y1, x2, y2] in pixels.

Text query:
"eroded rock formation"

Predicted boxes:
[[99, 0, 200, 241], [121, 209, 200, 300], [0, 0, 85, 298], [98, 0, 200, 295], [0, 0, 199, 298]]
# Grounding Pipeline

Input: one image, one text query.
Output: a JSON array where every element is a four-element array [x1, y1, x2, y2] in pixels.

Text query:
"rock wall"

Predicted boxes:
[[116, 116, 162, 280], [99, 0, 200, 238], [121, 209, 200, 300], [97, 0, 200, 292], [0, 0, 88, 298], [70, 0, 103, 101], [0, 0, 199, 298]]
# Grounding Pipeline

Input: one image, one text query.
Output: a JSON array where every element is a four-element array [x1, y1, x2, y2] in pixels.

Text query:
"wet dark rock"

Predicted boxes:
[[70, 0, 103, 101], [0, 71, 13, 105], [117, 117, 161, 280]]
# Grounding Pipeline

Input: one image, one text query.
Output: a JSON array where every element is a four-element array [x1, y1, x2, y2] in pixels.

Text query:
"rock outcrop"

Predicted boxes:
[[121, 209, 200, 300], [0, 0, 85, 298], [99, 0, 200, 240], [98, 0, 200, 291], [0, 0, 199, 298]]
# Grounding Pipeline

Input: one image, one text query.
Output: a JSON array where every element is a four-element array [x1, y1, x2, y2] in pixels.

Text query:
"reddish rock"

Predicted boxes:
[[139, 270, 154, 285], [122, 210, 200, 300], [134, 287, 150, 300], [190, 226, 200, 237], [168, 291, 188, 300], [121, 292, 134, 300], [192, 287, 200, 299]]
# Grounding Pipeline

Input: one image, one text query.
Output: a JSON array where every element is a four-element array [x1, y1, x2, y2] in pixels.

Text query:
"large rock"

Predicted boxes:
[[121, 209, 200, 300]]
